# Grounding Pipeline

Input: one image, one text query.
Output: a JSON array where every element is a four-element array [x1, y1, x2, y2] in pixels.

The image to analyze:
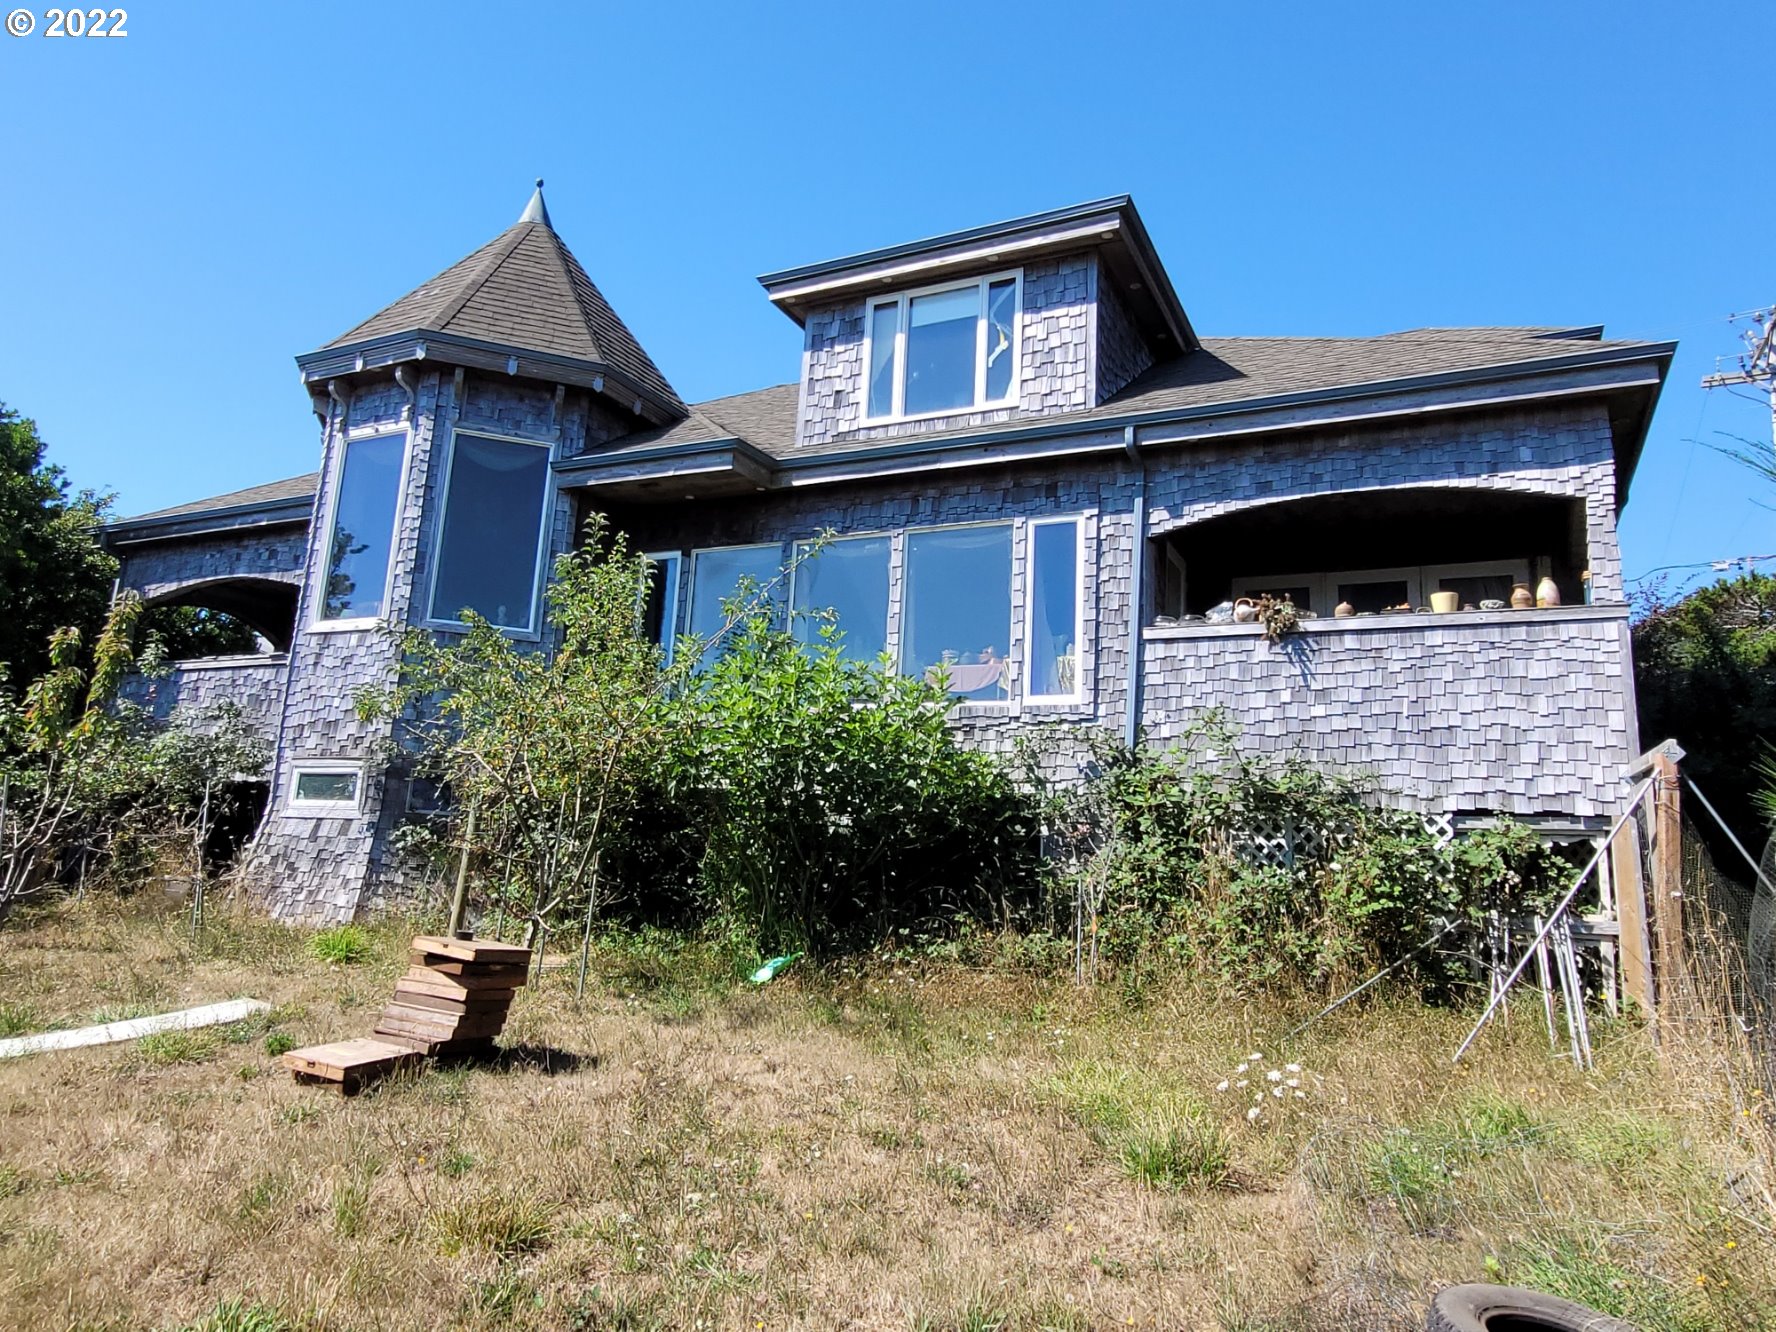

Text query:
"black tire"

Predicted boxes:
[[1427, 1283, 1638, 1332]]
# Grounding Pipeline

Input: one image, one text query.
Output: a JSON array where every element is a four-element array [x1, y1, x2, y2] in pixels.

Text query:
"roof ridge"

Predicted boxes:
[[426, 222, 534, 333]]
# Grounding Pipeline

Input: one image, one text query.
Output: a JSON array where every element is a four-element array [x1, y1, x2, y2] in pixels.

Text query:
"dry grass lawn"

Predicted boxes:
[[0, 895, 1772, 1331]]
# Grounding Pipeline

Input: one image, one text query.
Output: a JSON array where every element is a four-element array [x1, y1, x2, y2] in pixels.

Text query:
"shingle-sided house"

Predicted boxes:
[[102, 186, 1674, 923]]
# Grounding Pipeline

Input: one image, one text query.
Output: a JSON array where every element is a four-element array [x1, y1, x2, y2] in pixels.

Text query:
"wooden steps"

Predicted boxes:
[[283, 934, 532, 1093], [374, 936, 531, 1056]]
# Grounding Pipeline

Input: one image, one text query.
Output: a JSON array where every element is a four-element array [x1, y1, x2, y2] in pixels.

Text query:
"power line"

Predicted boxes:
[[1701, 306, 1776, 450], [1627, 552, 1776, 582]]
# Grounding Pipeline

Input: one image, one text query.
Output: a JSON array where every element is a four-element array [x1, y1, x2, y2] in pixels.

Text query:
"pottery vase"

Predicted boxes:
[[1536, 576, 1561, 609], [1334, 600, 1355, 619], [1232, 597, 1258, 624], [1509, 583, 1534, 610], [1429, 590, 1460, 614]]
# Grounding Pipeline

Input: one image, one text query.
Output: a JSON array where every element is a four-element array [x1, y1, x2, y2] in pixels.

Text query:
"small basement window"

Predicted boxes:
[[287, 764, 364, 817], [865, 272, 1020, 421]]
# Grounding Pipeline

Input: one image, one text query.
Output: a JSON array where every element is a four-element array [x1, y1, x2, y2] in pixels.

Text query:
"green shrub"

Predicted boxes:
[[1054, 720, 1574, 987], [680, 616, 1038, 954], [263, 1032, 295, 1058], [1117, 1113, 1230, 1190], [306, 925, 371, 965]]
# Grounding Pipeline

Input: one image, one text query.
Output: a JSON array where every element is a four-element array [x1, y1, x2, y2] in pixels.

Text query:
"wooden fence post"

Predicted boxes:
[[1611, 816, 1655, 1020], [1650, 748, 1688, 1018]]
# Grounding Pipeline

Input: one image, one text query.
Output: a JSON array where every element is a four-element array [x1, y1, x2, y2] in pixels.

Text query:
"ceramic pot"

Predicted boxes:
[[1334, 600, 1355, 618], [1536, 576, 1561, 608], [1232, 597, 1258, 624], [1510, 583, 1534, 610], [1430, 590, 1460, 614]]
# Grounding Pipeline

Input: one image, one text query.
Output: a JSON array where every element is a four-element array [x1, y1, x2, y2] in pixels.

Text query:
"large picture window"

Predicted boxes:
[[791, 535, 890, 662], [901, 524, 1013, 701], [428, 433, 552, 632], [687, 544, 783, 647], [318, 432, 406, 623], [864, 272, 1020, 421], [1025, 519, 1082, 700]]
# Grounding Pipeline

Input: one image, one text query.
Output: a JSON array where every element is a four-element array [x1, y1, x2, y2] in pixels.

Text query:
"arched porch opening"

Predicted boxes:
[[139, 577, 302, 655], [1150, 487, 1587, 620]]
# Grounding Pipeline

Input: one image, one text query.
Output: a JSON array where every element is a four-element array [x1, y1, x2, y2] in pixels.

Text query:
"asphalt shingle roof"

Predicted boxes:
[[125, 325, 1660, 525], [124, 472, 319, 524], [325, 220, 684, 412]]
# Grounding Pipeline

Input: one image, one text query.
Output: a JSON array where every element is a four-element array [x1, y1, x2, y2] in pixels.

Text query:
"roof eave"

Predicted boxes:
[[553, 341, 1675, 494], [294, 330, 687, 422], [756, 197, 1195, 353], [102, 495, 315, 548]]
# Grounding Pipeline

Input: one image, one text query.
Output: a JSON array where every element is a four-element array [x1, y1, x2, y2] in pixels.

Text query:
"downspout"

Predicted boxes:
[[1122, 425, 1146, 751]]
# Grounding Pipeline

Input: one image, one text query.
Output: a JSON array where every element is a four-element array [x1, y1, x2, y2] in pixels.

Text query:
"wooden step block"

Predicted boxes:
[[409, 951, 532, 981], [372, 1030, 498, 1058], [281, 1038, 420, 1093], [376, 1007, 509, 1043], [389, 986, 514, 1017], [399, 966, 524, 996], [411, 935, 531, 967]]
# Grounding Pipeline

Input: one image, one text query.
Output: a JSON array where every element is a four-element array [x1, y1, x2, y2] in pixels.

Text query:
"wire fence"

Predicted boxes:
[[1662, 799, 1776, 1102]]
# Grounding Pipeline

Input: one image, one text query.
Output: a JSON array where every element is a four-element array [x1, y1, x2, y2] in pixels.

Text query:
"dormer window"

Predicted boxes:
[[865, 271, 1020, 422]]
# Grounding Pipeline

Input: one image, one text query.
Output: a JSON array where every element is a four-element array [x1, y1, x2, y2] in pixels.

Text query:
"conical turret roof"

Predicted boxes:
[[306, 181, 684, 416]]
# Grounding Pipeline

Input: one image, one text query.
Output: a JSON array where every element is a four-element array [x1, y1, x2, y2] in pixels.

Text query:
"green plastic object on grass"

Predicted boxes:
[[750, 953, 802, 984]]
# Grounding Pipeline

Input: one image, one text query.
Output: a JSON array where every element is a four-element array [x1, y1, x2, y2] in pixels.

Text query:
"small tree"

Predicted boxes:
[[141, 702, 270, 929], [361, 517, 787, 989], [0, 595, 150, 923]]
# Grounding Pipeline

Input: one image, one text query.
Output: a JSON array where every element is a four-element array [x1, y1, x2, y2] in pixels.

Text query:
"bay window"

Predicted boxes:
[[791, 534, 890, 662], [429, 432, 552, 632], [901, 524, 1013, 700], [317, 432, 406, 623], [865, 272, 1020, 421]]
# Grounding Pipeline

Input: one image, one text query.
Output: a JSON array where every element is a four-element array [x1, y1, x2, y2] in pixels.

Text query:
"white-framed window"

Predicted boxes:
[[314, 430, 409, 628], [286, 762, 365, 818], [790, 533, 891, 662], [901, 522, 1014, 701], [639, 551, 683, 665], [685, 543, 785, 650], [863, 271, 1021, 423], [1024, 517, 1083, 701], [427, 430, 554, 634]]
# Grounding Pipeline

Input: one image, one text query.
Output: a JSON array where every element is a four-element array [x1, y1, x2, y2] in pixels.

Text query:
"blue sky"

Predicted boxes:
[[2, 1, 1770, 591]]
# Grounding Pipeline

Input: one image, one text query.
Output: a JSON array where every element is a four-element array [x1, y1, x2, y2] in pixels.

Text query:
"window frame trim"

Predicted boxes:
[[860, 269, 1023, 425], [1422, 558, 1532, 598], [1022, 515, 1086, 704], [307, 425, 413, 634], [285, 759, 368, 818], [422, 427, 557, 639], [639, 550, 683, 667]]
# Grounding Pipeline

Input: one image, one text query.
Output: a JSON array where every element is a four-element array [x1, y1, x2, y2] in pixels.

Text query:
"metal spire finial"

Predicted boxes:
[[519, 178, 551, 228]]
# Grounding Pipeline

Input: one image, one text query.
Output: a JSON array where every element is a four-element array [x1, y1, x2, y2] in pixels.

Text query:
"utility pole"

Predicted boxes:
[[1701, 305, 1776, 449]]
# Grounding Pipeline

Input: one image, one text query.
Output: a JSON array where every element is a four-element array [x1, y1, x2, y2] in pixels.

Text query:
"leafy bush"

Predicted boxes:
[[677, 615, 1038, 955], [1053, 718, 1573, 988], [307, 924, 371, 965]]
